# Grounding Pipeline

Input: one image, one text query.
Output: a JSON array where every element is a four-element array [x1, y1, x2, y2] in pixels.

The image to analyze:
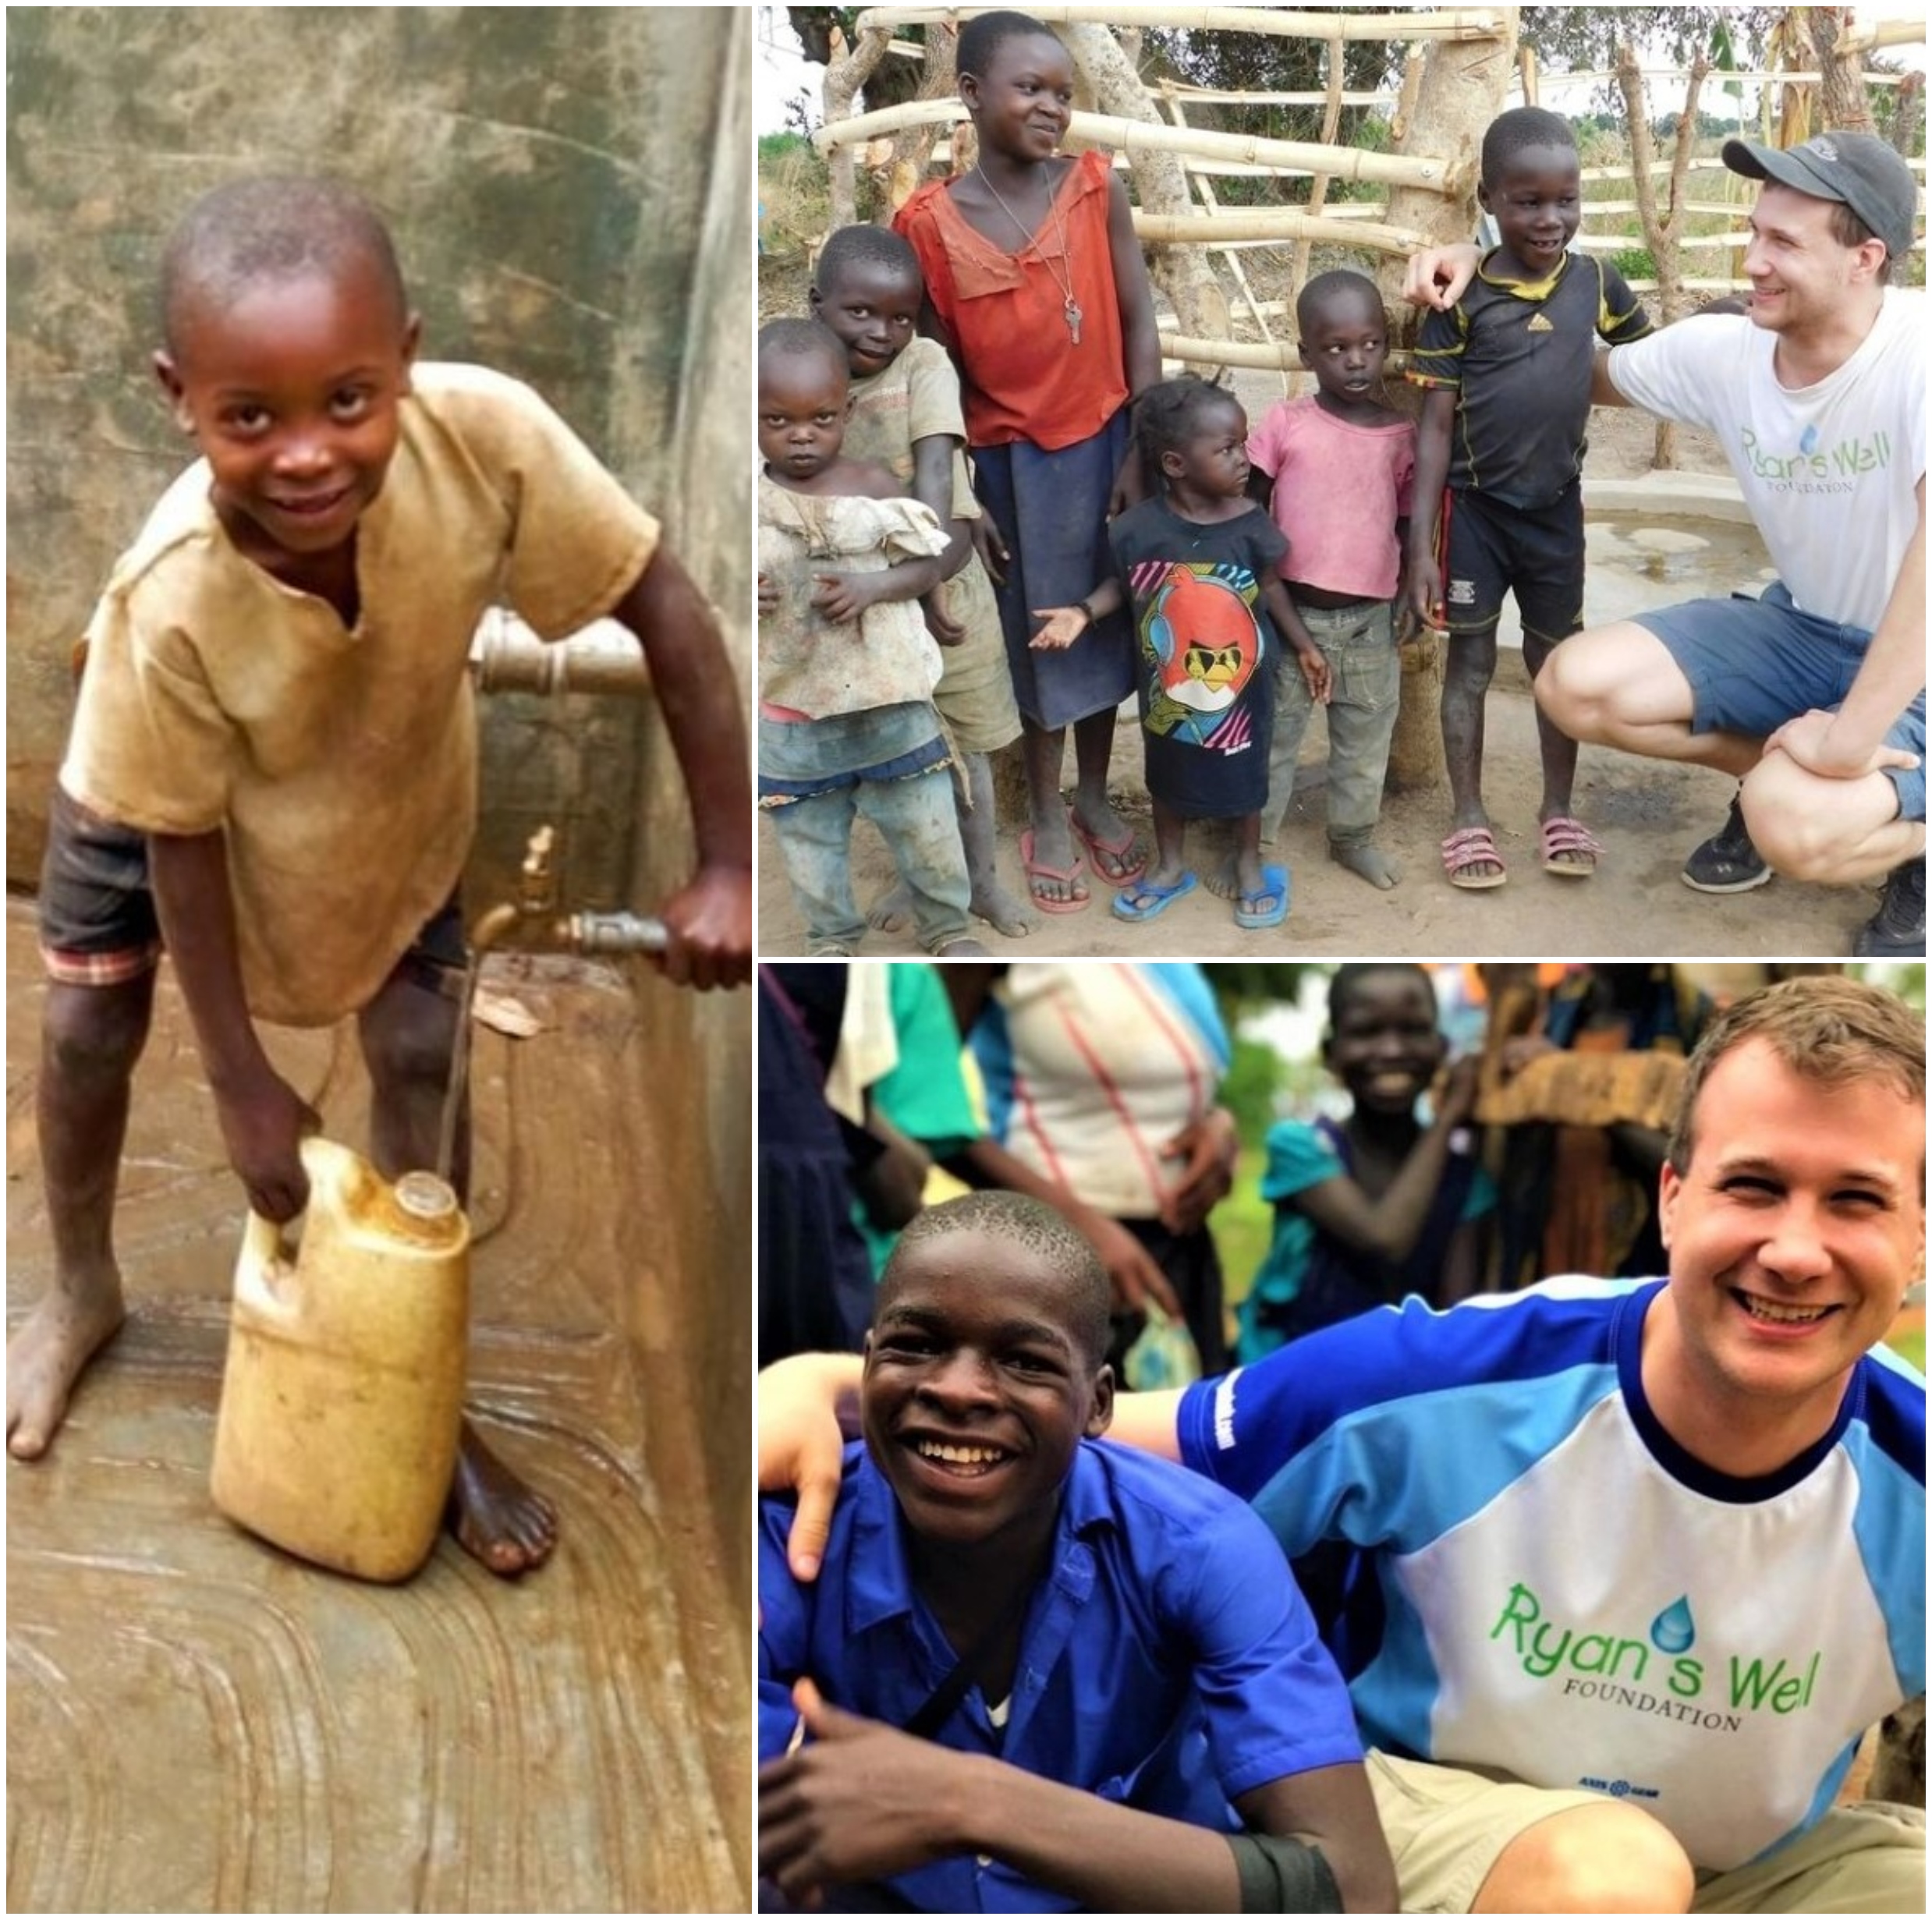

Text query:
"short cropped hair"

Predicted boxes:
[[1827, 200, 1899, 283], [1481, 106, 1577, 186], [815, 223, 922, 294], [881, 1192, 1113, 1365], [1666, 976, 1926, 1174], [1328, 962, 1437, 1025], [757, 316, 849, 388], [159, 175, 407, 352], [1297, 267, 1384, 335], [958, 9, 1060, 80]]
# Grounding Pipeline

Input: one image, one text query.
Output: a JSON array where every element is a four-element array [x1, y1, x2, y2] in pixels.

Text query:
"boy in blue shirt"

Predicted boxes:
[[758, 1190, 1394, 1913], [1406, 107, 1654, 891]]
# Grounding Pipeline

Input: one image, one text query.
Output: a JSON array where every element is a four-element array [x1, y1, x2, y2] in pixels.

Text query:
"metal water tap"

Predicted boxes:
[[467, 826, 563, 957], [516, 825, 558, 916], [436, 824, 666, 1179], [466, 826, 667, 958]]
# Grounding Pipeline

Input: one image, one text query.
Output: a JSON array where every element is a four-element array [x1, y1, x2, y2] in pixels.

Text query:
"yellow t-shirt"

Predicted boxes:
[[62, 364, 658, 1026]]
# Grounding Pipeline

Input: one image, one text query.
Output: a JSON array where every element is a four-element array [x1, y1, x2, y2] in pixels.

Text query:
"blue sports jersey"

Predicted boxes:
[[760, 1438, 1362, 1912], [1178, 1278, 1925, 1872]]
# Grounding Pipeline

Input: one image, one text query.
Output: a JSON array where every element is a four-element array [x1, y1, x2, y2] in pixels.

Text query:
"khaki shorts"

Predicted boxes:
[[931, 554, 1021, 756], [1368, 1751, 1926, 1915]]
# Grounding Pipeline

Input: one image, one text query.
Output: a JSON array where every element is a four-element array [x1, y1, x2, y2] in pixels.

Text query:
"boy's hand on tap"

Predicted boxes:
[[657, 863, 753, 990]]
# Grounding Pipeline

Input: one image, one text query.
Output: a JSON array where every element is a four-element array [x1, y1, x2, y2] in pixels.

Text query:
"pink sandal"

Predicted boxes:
[[1441, 827, 1507, 890], [1540, 815, 1602, 877]]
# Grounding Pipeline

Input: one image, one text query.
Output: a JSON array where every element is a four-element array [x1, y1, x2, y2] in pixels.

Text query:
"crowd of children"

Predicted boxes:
[[757, 9, 1677, 946]]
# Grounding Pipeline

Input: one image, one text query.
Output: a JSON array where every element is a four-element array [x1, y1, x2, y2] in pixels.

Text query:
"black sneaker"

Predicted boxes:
[[1682, 789, 1771, 894], [1852, 858, 1926, 957]]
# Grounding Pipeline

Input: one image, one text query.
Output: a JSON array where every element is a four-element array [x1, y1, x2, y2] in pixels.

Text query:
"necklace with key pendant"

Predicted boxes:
[[974, 163, 1083, 344]]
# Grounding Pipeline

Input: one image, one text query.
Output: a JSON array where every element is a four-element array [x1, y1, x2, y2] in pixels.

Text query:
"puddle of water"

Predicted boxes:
[[1495, 511, 1774, 650]]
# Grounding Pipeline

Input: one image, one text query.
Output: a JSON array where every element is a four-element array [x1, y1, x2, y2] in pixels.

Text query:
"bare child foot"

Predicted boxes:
[[866, 884, 915, 936], [967, 877, 1033, 937], [447, 1418, 558, 1575], [6, 1277, 127, 1459], [1330, 840, 1400, 890], [870, 881, 1029, 938]]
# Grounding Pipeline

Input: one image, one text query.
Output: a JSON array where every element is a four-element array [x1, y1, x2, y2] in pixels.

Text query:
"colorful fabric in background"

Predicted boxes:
[[852, 963, 984, 1277], [970, 963, 1230, 1223], [1500, 964, 1686, 1290], [971, 963, 1234, 1372]]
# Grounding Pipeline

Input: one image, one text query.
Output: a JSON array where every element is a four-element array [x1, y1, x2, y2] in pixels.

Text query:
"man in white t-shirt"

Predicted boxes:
[[1412, 133, 1925, 958]]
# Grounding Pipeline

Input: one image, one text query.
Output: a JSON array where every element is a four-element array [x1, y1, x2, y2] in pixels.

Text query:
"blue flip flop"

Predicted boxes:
[[1234, 863, 1290, 930], [1111, 870, 1198, 923]]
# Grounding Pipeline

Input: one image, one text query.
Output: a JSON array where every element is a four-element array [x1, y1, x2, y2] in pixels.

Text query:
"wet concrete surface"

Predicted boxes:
[[5, 898, 749, 1913]]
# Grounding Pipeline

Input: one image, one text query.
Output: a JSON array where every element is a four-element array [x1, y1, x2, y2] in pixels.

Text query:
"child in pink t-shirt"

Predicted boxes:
[[1246, 271, 1415, 891]]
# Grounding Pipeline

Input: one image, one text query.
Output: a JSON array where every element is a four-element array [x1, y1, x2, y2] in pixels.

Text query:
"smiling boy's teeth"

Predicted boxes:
[[916, 1440, 1004, 1465], [1740, 1295, 1830, 1324]]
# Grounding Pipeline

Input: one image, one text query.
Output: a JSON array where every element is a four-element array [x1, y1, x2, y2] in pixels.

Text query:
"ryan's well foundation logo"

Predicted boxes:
[[1490, 1582, 1823, 1736]]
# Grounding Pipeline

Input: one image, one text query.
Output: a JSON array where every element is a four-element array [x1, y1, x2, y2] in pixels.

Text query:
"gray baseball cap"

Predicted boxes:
[[1723, 131, 1920, 262]]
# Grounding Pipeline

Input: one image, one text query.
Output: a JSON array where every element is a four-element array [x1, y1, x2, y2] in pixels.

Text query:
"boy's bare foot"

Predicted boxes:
[[448, 1419, 557, 1576], [869, 880, 1030, 938], [969, 878, 1034, 938], [6, 1279, 127, 1459], [1331, 841, 1399, 889], [866, 884, 914, 935]]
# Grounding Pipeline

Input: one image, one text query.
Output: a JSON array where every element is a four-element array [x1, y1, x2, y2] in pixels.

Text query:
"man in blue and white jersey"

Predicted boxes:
[[766, 974, 1924, 1912]]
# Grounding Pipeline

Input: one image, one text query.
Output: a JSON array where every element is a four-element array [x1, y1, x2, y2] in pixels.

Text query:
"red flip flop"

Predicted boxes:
[[1019, 829, 1090, 912], [1070, 812, 1147, 887]]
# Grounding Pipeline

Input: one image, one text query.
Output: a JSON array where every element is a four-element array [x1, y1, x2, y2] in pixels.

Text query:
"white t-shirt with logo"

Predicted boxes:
[[1605, 289, 1924, 636], [1178, 1277, 1926, 1871]]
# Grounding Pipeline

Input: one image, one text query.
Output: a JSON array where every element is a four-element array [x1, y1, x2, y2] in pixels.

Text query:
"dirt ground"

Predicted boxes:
[[759, 396, 1882, 961]]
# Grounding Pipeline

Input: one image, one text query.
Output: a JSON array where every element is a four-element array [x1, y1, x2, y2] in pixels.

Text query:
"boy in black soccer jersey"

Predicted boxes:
[[1406, 108, 1653, 893]]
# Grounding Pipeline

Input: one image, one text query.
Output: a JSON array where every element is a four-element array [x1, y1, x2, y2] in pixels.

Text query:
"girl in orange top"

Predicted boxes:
[[895, 10, 1161, 914]]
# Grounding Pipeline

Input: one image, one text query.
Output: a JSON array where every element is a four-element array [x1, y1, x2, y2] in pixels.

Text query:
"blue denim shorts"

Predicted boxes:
[[1635, 583, 1926, 823]]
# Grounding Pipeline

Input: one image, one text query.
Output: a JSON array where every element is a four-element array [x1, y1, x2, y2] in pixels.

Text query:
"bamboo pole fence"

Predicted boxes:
[[856, 5, 1508, 44], [810, 12, 1925, 352], [817, 101, 1453, 190]]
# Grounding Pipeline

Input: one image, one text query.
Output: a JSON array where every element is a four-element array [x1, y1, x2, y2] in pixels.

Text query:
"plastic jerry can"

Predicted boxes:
[[211, 1135, 470, 1582]]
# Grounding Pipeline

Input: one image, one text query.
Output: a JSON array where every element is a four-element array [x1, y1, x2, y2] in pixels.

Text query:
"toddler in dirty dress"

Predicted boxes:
[[6, 175, 753, 1580], [757, 318, 984, 957]]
